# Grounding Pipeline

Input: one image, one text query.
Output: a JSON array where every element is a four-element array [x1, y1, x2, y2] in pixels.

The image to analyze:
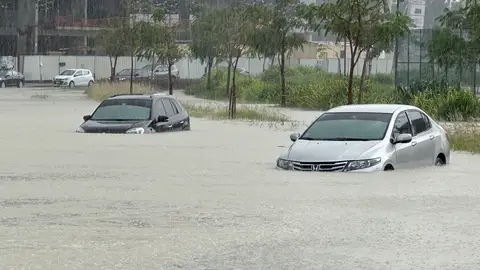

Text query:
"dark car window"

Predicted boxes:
[[0, 70, 7, 77], [155, 100, 167, 116], [300, 112, 392, 141], [392, 111, 412, 138], [170, 99, 182, 113], [407, 110, 428, 135], [161, 99, 175, 117], [91, 99, 152, 121], [168, 99, 180, 114]]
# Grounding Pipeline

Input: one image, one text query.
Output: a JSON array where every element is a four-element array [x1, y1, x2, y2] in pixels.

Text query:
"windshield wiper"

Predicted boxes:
[[322, 138, 372, 141], [299, 136, 318, 140]]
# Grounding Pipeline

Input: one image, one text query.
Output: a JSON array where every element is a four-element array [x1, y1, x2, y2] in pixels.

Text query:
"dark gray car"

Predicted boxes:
[[0, 69, 25, 88]]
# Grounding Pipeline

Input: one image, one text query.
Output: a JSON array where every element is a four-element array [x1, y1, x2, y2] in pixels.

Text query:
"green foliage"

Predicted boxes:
[[186, 66, 480, 121], [297, 0, 410, 104]]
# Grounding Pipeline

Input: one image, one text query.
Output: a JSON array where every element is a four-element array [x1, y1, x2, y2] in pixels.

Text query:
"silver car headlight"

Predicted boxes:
[[345, 157, 381, 171], [76, 127, 85, 133], [126, 127, 144, 134], [276, 158, 293, 170]]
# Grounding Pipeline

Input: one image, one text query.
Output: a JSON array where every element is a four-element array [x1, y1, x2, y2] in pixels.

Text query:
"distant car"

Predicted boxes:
[[0, 69, 25, 88], [115, 69, 149, 82], [76, 93, 191, 134], [276, 104, 450, 172], [238, 68, 250, 75], [53, 69, 94, 88], [153, 65, 180, 81]]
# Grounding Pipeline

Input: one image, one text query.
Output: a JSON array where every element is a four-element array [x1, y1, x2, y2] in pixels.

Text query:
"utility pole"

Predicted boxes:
[[393, 0, 401, 86]]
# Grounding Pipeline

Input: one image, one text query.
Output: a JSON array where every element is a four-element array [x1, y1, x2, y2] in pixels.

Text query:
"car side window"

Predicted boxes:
[[161, 99, 175, 117], [74, 71, 80, 76], [421, 113, 431, 130], [407, 110, 428, 136], [392, 111, 412, 138], [155, 100, 167, 116], [169, 99, 180, 114], [82, 70, 88, 75]]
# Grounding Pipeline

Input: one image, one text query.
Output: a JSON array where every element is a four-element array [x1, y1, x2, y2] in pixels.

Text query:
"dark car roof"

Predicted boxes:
[[107, 93, 174, 100]]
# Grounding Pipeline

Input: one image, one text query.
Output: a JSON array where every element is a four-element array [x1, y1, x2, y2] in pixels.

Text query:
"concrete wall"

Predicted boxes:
[[9, 55, 393, 81]]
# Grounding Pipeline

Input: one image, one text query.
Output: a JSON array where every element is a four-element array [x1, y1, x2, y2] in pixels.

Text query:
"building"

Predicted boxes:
[[0, 0, 190, 56]]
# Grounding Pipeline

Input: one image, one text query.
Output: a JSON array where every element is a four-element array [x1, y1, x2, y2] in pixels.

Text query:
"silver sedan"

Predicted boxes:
[[276, 104, 451, 172]]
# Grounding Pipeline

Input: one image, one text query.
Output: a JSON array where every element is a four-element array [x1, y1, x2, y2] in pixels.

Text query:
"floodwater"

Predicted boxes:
[[1, 87, 480, 269]]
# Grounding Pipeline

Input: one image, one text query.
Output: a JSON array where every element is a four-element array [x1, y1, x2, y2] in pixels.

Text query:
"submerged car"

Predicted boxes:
[[276, 104, 450, 172], [76, 93, 191, 134]]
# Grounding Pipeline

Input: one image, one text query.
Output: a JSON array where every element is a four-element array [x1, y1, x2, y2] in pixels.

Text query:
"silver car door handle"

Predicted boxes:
[[180, 120, 184, 124], [429, 135, 435, 140], [168, 125, 173, 128], [411, 141, 417, 146]]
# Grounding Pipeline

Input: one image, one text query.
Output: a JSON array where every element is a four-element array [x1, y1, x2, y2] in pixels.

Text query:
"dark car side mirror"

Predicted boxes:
[[83, 115, 92, 122], [157, 115, 169, 122]]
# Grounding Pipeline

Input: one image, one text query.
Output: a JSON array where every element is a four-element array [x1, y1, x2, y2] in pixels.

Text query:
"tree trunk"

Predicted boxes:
[[337, 57, 342, 75], [109, 56, 114, 81], [229, 57, 240, 119], [150, 55, 155, 91], [129, 52, 134, 94], [226, 57, 232, 96], [262, 57, 267, 72], [357, 51, 370, 104], [270, 55, 275, 68], [207, 57, 213, 91], [168, 61, 173, 95], [347, 56, 355, 105], [280, 51, 287, 107]]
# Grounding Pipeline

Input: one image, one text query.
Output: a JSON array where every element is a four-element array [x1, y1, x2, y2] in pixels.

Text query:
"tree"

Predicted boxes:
[[223, 6, 256, 119], [97, 18, 129, 81], [190, 8, 225, 92], [299, 0, 410, 104], [427, 0, 480, 95], [250, 0, 306, 107], [137, 8, 186, 95]]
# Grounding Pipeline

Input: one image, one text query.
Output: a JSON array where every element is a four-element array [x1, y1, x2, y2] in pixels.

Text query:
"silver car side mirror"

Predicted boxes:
[[394, 133, 412, 144], [290, 133, 300, 142]]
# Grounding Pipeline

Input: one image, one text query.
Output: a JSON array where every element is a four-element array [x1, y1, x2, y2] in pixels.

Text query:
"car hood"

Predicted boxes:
[[285, 139, 381, 162], [80, 120, 152, 133], [55, 75, 72, 80]]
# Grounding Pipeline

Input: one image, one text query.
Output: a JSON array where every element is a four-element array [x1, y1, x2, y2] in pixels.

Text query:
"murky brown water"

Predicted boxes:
[[1, 88, 480, 269]]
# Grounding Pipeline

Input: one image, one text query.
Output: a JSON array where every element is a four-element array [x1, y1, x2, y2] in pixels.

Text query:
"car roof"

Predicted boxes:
[[107, 93, 176, 100], [326, 104, 419, 114]]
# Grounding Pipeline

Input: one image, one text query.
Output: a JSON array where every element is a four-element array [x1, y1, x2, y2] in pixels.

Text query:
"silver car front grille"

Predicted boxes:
[[292, 161, 348, 172]]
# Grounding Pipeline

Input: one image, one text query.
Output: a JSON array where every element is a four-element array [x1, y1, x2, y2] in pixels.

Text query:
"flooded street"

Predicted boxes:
[[1, 88, 480, 269]]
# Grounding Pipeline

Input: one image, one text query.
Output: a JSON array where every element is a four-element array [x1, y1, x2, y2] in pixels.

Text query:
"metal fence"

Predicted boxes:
[[396, 29, 479, 93]]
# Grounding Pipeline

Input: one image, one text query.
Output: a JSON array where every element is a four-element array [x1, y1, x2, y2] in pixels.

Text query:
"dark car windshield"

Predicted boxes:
[[300, 112, 393, 141], [91, 99, 152, 121], [60, 70, 75, 75], [118, 69, 137, 76]]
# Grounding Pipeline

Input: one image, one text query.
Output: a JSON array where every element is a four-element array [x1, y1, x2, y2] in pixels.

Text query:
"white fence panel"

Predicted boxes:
[[21, 55, 395, 81]]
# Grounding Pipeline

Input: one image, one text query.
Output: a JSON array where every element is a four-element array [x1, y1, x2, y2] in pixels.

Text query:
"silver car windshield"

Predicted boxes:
[[300, 112, 393, 141]]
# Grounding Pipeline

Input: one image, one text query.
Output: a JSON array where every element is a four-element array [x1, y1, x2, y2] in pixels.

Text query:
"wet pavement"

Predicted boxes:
[[1, 87, 480, 269]]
